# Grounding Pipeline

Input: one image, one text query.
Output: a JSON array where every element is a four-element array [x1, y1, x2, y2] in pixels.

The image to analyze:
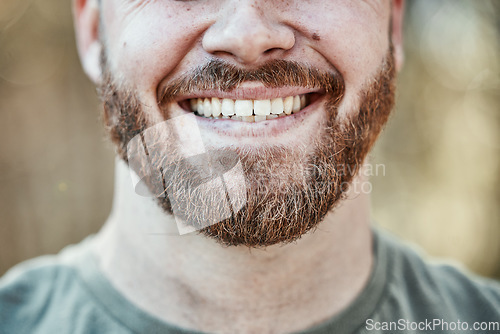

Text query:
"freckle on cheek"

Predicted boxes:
[[312, 33, 320, 41]]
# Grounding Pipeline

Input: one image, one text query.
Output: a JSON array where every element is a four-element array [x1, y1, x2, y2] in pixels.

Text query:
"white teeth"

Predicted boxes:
[[242, 116, 255, 123], [212, 97, 222, 117], [254, 100, 271, 116], [190, 99, 198, 112], [300, 95, 306, 109], [221, 99, 235, 116], [234, 100, 253, 116], [283, 96, 293, 114], [197, 98, 204, 115], [203, 98, 212, 117], [271, 98, 284, 115], [292, 95, 301, 113], [188, 94, 310, 122], [254, 115, 267, 122]]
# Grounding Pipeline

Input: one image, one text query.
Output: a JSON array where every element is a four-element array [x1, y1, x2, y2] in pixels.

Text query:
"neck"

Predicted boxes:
[[92, 158, 374, 334]]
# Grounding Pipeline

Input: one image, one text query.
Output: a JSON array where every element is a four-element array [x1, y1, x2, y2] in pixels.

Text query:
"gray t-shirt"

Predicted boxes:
[[1, 229, 499, 334]]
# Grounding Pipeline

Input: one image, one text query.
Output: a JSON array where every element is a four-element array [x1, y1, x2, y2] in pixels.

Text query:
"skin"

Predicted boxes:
[[73, 0, 404, 333]]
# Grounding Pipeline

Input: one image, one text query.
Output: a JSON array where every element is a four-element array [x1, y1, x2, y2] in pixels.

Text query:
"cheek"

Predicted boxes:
[[296, 3, 389, 91], [102, 1, 211, 94]]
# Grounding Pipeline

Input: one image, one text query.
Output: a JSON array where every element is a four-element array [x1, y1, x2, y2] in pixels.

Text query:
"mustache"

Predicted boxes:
[[157, 59, 345, 105]]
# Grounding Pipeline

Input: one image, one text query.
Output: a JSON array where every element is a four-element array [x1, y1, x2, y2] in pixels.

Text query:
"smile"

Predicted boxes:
[[179, 92, 322, 123], [166, 86, 328, 140]]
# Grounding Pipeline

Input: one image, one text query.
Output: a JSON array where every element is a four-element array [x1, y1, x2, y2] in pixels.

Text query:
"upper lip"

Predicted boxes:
[[163, 86, 324, 103]]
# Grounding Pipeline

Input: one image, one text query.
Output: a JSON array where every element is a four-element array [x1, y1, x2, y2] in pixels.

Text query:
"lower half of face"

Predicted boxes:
[[99, 46, 396, 247]]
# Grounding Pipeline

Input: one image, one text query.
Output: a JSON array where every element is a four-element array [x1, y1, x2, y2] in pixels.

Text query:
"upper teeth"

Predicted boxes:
[[189, 95, 308, 122]]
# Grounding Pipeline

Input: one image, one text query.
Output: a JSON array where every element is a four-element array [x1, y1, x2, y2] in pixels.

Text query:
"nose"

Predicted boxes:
[[202, 1, 295, 65]]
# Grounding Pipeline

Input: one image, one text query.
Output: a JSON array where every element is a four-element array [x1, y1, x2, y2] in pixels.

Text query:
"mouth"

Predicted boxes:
[[178, 92, 323, 123]]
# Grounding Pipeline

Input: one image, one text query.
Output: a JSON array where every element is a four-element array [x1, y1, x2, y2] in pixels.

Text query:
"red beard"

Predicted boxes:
[[98, 48, 396, 247]]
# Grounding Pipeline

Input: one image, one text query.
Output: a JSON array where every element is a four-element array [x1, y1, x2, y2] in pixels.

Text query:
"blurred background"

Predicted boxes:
[[0, 0, 499, 278]]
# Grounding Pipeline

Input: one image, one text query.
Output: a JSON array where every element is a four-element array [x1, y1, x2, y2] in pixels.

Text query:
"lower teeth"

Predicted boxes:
[[196, 113, 284, 122]]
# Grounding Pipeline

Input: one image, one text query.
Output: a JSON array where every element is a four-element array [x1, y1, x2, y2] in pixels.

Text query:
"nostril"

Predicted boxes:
[[201, 8, 295, 64], [263, 46, 290, 57]]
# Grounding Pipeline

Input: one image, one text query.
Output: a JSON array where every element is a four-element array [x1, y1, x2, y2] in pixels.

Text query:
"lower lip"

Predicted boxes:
[[171, 96, 326, 141]]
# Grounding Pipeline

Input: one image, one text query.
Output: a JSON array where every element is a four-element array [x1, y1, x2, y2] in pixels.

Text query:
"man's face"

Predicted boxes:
[[75, 0, 403, 247]]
